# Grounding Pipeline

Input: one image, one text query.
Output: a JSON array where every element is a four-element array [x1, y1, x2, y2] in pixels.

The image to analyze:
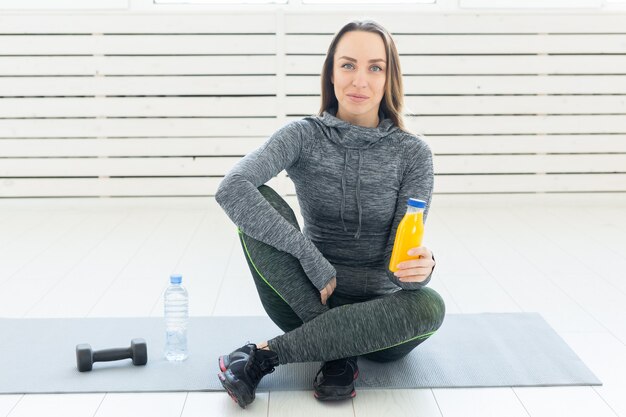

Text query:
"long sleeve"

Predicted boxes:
[[215, 121, 336, 292], [383, 140, 435, 290]]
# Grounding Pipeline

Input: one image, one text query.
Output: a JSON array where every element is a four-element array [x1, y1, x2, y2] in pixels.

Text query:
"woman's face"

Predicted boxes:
[[331, 30, 387, 128]]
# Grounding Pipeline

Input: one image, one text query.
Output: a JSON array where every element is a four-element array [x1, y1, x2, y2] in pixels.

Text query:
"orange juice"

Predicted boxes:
[[389, 198, 426, 272]]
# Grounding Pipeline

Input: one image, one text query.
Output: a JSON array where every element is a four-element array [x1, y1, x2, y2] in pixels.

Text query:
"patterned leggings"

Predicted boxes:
[[238, 185, 446, 365]]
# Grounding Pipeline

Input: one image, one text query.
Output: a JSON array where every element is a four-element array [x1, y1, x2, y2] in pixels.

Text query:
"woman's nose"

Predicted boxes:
[[351, 70, 368, 87]]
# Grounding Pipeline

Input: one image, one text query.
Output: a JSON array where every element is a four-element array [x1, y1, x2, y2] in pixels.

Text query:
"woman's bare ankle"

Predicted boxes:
[[257, 341, 270, 350]]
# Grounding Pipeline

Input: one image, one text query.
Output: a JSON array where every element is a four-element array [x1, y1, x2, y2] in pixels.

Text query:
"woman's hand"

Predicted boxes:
[[394, 246, 435, 283], [320, 277, 337, 305]]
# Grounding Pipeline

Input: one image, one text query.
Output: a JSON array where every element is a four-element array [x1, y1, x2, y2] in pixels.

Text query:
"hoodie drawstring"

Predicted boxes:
[[354, 149, 363, 240], [340, 149, 348, 233]]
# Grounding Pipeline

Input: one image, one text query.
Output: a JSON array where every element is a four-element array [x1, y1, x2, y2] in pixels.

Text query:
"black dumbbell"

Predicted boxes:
[[76, 338, 148, 372]]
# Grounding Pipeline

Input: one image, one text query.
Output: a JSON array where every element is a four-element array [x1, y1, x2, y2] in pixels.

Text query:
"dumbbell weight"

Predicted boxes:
[[76, 338, 148, 372]]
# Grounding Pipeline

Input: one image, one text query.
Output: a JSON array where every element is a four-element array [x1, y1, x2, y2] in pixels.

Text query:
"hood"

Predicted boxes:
[[312, 106, 399, 149], [307, 107, 401, 240]]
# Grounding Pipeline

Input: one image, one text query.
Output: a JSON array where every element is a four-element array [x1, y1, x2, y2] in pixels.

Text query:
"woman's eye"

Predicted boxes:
[[340, 63, 383, 72]]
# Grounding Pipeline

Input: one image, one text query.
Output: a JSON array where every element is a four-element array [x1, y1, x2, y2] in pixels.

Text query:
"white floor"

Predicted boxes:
[[1, 194, 625, 417]]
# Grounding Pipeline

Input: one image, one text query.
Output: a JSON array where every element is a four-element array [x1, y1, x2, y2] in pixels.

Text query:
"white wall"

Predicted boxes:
[[0, 3, 625, 197]]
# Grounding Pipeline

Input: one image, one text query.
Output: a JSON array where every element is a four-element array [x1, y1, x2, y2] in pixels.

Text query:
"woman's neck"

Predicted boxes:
[[336, 107, 380, 128]]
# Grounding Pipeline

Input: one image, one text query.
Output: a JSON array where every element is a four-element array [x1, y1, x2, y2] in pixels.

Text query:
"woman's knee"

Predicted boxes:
[[362, 288, 446, 363], [421, 287, 446, 330], [398, 286, 446, 333]]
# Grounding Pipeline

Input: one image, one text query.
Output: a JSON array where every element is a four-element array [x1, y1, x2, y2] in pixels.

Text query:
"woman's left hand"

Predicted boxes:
[[394, 246, 435, 283]]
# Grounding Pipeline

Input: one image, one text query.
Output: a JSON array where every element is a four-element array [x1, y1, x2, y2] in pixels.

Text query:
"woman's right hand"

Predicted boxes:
[[320, 277, 337, 305]]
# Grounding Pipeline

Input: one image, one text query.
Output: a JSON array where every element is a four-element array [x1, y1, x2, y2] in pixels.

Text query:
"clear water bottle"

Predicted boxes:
[[164, 274, 189, 361]]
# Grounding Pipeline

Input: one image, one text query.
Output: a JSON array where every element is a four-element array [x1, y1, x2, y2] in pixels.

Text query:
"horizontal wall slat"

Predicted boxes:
[[0, 35, 276, 55], [0, 14, 277, 33], [435, 154, 626, 174], [0, 96, 510, 119], [5, 47, 618, 77], [0, 56, 276, 76], [1, 73, 623, 99], [1, 115, 624, 138], [0, 76, 277, 96], [286, 75, 626, 95], [286, 55, 626, 75], [0, 157, 238, 176], [1, 115, 623, 138], [2, 135, 626, 157], [1, 154, 624, 177], [0, 97, 278, 117], [0, 0, 128, 9], [286, 96, 626, 116], [0, 177, 223, 197], [431, 173, 626, 193], [459, 0, 604, 7], [2, 14, 625, 35], [0, 176, 293, 197], [286, 34, 626, 54], [429, 135, 626, 154], [401, 115, 626, 135], [0, 137, 267, 157], [0, 118, 278, 138], [283, 13, 626, 33], [2, 174, 625, 198]]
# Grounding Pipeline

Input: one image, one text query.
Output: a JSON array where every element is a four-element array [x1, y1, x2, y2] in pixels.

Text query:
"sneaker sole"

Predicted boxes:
[[217, 370, 254, 409], [313, 369, 359, 401], [314, 389, 356, 401], [218, 355, 228, 372]]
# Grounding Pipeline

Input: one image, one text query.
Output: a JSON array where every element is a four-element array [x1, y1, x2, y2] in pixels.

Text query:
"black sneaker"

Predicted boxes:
[[217, 343, 279, 409], [313, 356, 359, 401], [218, 343, 254, 372]]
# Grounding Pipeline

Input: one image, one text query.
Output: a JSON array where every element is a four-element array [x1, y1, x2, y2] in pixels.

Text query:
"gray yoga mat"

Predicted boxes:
[[0, 313, 601, 394]]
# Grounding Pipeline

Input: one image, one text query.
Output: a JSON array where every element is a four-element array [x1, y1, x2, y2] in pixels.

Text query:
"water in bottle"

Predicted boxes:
[[389, 198, 426, 272], [164, 273, 189, 361]]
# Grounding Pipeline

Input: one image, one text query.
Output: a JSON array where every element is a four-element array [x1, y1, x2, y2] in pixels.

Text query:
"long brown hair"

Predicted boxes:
[[318, 20, 407, 132]]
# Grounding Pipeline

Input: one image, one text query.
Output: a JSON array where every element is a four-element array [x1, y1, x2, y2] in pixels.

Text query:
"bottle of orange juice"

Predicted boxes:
[[389, 198, 426, 272]]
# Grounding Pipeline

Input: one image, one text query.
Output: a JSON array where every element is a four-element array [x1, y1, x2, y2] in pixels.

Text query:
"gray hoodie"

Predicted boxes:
[[215, 106, 434, 298]]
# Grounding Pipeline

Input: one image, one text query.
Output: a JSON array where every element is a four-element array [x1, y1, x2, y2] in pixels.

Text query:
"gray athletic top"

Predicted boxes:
[[216, 106, 434, 298]]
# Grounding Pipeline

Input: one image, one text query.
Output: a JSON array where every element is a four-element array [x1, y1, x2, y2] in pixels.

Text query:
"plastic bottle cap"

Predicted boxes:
[[170, 274, 182, 284], [407, 198, 426, 208]]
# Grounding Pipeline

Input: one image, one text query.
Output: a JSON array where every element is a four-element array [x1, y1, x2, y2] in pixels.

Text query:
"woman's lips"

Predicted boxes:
[[347, 94, 368, 103]]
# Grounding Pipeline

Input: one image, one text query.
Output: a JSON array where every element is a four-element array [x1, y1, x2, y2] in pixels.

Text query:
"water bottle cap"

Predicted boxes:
[[170, 274, 182, 284], [407, 198, 426, 208]]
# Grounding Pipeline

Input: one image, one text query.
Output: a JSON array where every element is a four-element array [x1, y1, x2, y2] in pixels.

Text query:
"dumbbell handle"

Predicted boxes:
[[93, 347, 133, 362]]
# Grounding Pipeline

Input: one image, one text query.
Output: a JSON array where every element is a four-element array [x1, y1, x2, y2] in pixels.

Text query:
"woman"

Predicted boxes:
[[215, 19, 445, 409]]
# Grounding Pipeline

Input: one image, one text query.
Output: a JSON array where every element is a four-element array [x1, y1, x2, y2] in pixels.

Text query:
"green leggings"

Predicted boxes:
[[239, 185, 446, 365]]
